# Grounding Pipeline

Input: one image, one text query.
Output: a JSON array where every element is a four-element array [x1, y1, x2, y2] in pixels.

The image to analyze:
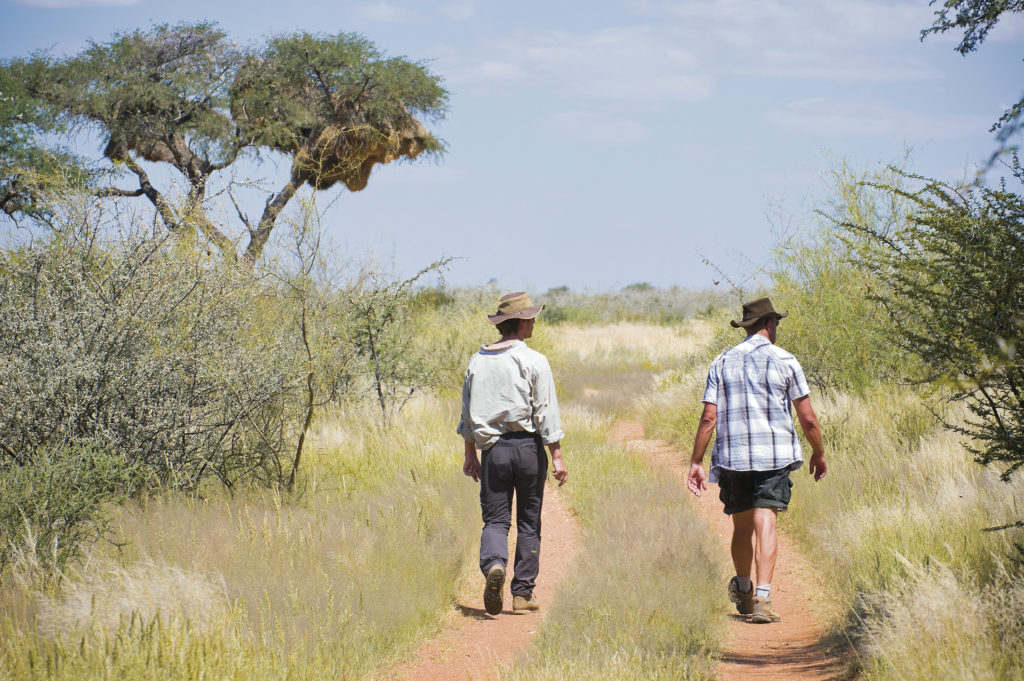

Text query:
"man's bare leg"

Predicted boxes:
[[751, 507, 778, 587], [749, 507, 781, 622], [730, 509, 754, 579]]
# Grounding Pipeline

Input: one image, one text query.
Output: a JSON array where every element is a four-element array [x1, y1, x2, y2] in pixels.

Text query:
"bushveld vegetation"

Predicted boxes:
[[639, 159, 1024, 680], [4, 6, 1024, 680], [503, 407, 726, 681], [0, 399, 479, 680], [0, 189, 493, 679], [4, 166, 1022, 679]]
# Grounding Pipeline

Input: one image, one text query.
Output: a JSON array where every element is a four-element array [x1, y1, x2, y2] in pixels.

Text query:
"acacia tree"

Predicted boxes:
[[0, 22, 447, 263], [922, 0, 1024, 161], [847, 165, 1024, 485]]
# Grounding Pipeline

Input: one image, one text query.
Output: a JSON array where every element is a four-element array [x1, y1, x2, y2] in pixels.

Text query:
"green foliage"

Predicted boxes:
[[233, 32, 446, 156], [406, 290, 495, 397], [1, 22, 447, 261], [921, 0, 1024, 55], [921, 1, 1024, 161], [540, 284, 723, 325], [0, 210, 296, 490], [348, 260, 453, 426], [0, 444, 145, 572], [59, 23, 238, 164], [0, 67, 93, 220], [0, 190, 464, 571], [771, 162, 918, 393], [844, 166, 1024, 480]]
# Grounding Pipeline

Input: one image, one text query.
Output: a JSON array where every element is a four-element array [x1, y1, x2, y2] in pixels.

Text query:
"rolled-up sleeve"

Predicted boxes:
[[702, 363, 719, 404], [786, 358, 810, 401], [531, 358, 564, 445], [457, 368, 475, 442]]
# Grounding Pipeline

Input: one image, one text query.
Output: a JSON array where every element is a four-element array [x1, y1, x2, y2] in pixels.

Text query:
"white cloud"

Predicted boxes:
[[749, 53, 942, 82], [438, 0, 476, 22], [766, 98, 993, 138], [450, 0, 944, 106], [459, 25, 713, 103], [357, 2, 415, 23], [14, 0, 138, 6], [659, 0, 945, 83], [549, 111, 650, 144], [471, 60, 526, 81]]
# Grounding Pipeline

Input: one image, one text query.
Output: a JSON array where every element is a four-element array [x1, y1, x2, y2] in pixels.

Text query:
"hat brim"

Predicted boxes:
[[487, 304, 545, 324], [730, 310, 788, 328]]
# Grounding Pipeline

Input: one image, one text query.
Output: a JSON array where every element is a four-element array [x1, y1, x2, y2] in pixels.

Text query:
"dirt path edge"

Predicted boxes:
[[612, 420, 853, 681], [387, 484, 579, 681]]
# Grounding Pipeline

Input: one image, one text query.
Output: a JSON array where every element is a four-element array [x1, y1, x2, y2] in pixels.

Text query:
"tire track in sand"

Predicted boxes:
[[388, 484, 578, 681], [613, 421, 851, 681]]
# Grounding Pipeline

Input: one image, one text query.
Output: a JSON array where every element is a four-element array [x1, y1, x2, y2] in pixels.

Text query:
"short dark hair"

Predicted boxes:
[[495, 318, 521, 337], [745, 315, 777, 335]]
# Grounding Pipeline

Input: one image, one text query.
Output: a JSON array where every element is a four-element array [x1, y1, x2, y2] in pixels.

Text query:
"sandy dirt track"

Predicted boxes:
[[613, 420, 851, 681], [388, 484, 578, 681]]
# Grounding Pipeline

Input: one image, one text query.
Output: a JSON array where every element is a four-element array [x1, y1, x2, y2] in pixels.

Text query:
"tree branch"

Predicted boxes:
[[228, 186, 254, 237], [242, 165, 303, 265], [124, 157, 181, 231], [96, 186, 146, 198]]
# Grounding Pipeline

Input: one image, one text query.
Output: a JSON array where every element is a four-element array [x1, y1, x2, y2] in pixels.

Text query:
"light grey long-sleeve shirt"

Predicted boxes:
[[457, 340, 564, 450]]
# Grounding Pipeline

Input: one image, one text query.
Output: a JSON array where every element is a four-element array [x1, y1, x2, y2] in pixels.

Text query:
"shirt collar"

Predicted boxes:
[[480, 339, 525, 353], [743, 334, 772, 348]]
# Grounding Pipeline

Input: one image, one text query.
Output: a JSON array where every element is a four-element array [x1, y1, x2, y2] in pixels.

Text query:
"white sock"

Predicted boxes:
[[736, 576, 752, 593], [755, 584, 771, 600]]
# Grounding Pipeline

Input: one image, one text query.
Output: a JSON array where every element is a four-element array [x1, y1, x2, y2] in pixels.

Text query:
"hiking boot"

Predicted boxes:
[[727, 577, 755, 615], [751, 596, 781, 624], [484, 564, 505, 615], [512, 593, 540, 612]]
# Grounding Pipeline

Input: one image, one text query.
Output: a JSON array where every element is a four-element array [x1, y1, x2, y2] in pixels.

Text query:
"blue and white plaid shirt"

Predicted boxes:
[[702, 334, 810, 482]]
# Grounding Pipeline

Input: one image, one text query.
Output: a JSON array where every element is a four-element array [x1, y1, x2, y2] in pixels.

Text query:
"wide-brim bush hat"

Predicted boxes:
[[731, 297, 788, 328], [487, 291, 545, 324]]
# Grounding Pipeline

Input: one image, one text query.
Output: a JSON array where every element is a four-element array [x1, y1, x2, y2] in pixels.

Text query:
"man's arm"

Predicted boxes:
[[793, 395, 826, 481], [548, 441, 568, 486], [687, 402, 717, 497], [463, 439, 480, 482]]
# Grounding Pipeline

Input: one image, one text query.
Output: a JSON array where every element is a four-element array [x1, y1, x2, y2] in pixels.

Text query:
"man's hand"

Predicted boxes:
[[463, 440, 480, 482], [689, 402, 716, 498], [549, 443, 568, 486], [463, 456, 480, 482], [808, 452, 827, 481], [687, 462, 707, 497]]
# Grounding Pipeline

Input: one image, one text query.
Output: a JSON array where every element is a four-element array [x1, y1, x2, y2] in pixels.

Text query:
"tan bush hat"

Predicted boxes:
[[487, 291, 545, 324], [731, 297, 788, 328]]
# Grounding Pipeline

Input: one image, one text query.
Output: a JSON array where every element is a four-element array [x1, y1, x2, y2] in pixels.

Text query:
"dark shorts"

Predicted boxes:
[[717, 467, 793, 515]]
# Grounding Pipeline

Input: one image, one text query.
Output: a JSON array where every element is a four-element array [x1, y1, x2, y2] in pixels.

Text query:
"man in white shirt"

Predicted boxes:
[[687, 297, 827, 624], [458, 291, 568, 616]]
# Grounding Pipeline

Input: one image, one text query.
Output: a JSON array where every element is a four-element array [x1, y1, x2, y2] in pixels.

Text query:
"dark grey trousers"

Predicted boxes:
[[478, 432, 547, 597]]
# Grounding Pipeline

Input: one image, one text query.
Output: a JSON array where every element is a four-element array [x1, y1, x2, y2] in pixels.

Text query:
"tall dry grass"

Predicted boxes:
[[0, 397, 478, 680], [790, 387, 1024, 680], [639, 363, 1024, 680], [550, 319, 718, 416], [860, 563, 1024, 681], [502, 407, 726, 681]]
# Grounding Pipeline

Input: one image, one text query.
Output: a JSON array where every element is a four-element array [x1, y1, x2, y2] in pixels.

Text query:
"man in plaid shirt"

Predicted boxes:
[[687, 298, 827, 624]]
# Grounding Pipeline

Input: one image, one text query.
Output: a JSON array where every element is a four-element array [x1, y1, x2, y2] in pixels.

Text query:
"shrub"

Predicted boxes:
[[0, 207, 305, 491], [0, 443, 144, 571], [539, 285, 724, 325], [844, 163, 1024, 482], [771, 162, 917, 393]]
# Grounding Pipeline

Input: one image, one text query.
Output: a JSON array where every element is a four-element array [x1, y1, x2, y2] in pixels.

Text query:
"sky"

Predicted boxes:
[[1, 0, 1022, 292]]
